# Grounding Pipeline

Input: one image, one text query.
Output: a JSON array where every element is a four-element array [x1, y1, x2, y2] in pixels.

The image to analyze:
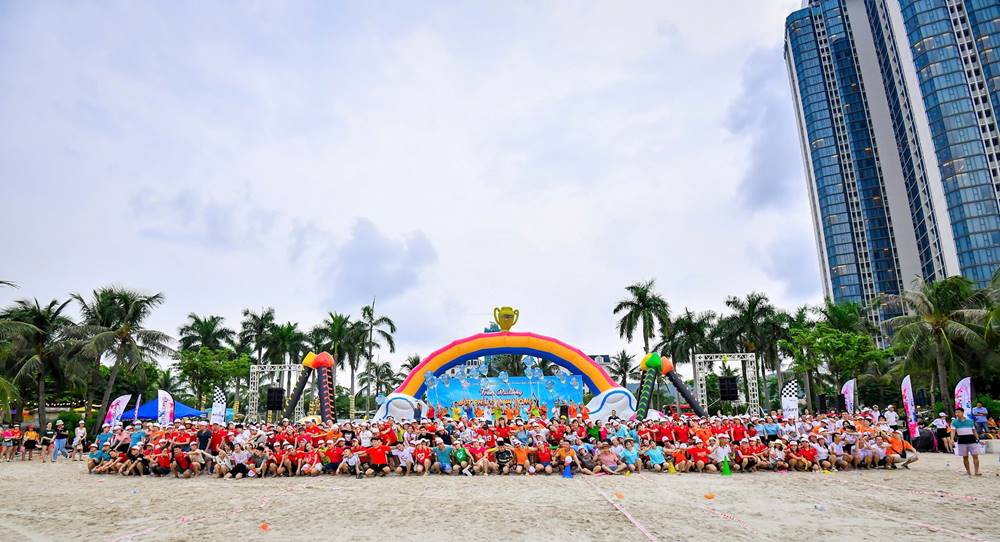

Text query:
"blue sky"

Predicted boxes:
[[0, 1, 817, 371]]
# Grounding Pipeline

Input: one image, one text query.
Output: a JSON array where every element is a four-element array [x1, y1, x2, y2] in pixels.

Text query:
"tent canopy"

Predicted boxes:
[[120, 398, 206, 421]]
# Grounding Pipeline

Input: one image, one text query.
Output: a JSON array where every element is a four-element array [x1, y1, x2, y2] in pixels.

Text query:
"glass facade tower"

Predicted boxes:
[[786, 0, 1000, 310]]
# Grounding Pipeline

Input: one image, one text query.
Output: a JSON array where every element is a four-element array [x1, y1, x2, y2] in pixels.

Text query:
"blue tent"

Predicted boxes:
[[120, 398, 206, 420]]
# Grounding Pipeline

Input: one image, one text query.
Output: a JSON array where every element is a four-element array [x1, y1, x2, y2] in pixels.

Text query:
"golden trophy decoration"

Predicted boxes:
[[493, 306, 519, 331]]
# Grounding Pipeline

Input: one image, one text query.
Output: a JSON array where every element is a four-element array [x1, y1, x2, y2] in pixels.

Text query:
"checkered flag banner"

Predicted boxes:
[[780, 380, 800, 419], [210, 386, 226, 424], [780, 380, 800, 400]]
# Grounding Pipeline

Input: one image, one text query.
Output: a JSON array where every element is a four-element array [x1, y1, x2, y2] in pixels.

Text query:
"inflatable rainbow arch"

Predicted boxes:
[[374, 331, 636, 421]]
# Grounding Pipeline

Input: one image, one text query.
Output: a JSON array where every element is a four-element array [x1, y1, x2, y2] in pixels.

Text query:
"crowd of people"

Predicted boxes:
[[2, 400, 991, 479]]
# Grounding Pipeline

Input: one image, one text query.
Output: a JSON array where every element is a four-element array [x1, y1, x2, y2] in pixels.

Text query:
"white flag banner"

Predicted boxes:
[[841, 379, 856, 415], [104, 394, 132, 426], [210, 386, 226, 425], [954, 377, 973, 415], [157, 390, 175, 425], [133, 394, 141, 421]]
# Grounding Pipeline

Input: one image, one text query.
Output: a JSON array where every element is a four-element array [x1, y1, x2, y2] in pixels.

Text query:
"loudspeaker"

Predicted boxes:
[[718, 376, 739, 401], [266, 387, 285, 411], [818, 394, 829, 412], [837, 394, 846, 411]]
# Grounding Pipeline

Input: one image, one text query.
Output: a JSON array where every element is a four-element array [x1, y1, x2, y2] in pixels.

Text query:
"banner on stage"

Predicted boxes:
[[427, 375, 583, 409]]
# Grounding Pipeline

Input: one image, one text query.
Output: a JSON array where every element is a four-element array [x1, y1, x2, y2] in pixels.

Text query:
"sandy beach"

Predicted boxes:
[[0, 453, 996, 541]]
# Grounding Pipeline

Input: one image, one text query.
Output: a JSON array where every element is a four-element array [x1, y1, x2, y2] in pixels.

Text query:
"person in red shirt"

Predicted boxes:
[[673, 424, 690, 444], [797, 440, 819, 471], [534, 443, 553, 474], [297, 443, 322, 476], [150, 446, 172, 477], [170, 446, 192, 478], [324, 439, 342, 469], [412, 440, 433, 476], [786, 441, 807, 471], [364, 436, 392, 477], [686, 439, 710, 472]]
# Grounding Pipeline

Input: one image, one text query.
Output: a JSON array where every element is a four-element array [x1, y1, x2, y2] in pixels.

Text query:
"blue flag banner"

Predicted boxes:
[[424, 376, 583, 413]]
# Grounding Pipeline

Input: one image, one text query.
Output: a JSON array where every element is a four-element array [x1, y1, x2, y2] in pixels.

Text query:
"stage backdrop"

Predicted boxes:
[[425, 375, 583, 413]]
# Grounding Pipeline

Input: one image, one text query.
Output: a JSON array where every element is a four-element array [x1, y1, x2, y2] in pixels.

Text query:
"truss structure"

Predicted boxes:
[[693, 353, 763, 416], [246, 363, 304, 423]]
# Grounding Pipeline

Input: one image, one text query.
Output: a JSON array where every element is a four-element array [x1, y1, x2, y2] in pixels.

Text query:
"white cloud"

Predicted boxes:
[[0, 1, 816, 371]]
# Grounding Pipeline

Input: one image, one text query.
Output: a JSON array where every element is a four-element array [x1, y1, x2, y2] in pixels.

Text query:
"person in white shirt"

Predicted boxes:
[[930, 413, 952, 453], [884, 405, 899, 430], [392, 442, 415, 475]]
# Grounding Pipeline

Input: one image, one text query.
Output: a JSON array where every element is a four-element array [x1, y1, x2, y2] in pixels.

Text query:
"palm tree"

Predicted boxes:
[[656, 308, 716, 412], [240, 308, 276, 365], [266, 322, 306, 399], [157, 370, 190, 398], [359, 301, 397, 417], [0, 281, 41, 339], [720, 292, 776, 405], [320, 312, 358, 419], [73, 287, 173, 433], [397, 354, 422, 380], [1, 298, 74, 428], [614, 279, 670, 353], [882, 277, 988, 413], [178, 313, 235, 351], [0, 375, 18, 419], [358, 360, 399, 401], [605, 350, 637, 388]]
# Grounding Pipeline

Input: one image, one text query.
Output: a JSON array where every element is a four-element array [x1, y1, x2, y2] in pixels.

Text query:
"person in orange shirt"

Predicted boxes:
[[511, 441, 533, 474], [887, 430, 918, 468], [580, 405, 590, 421]]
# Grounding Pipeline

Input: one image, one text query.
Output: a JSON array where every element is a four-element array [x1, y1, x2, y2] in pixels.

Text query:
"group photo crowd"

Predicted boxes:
[[4, 401, 992, 479]]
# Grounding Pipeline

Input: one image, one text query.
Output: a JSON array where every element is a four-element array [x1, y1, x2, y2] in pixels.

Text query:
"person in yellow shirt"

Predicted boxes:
[[22, 425, 41, 462]]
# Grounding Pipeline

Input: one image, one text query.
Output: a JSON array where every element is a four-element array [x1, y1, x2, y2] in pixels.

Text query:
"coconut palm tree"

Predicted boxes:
[[73, 287, 173, 432], [882, 277, 988, 413], [358, 360, 399, 400], [1, 298, 74, 428], [718, 292, 776, 404], [396, 354, 422, 381], [266, 322, 306, 397], [359, 302, 396, 416], [178, 313, 235, 351], [655, 308, 716, 412], [0, 281, 41, 339], [605, 350, 637, 388], [239, 308, 276, 365], [614, 279, 670, 353], [319, 312, 359, 417]]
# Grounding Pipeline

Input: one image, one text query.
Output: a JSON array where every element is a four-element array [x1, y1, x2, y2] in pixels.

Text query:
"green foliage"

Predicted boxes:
[[176, 348, 228, 408]]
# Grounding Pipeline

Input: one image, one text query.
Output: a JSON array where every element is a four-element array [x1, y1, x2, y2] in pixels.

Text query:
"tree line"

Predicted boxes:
[[607, 275, 1000, 415]]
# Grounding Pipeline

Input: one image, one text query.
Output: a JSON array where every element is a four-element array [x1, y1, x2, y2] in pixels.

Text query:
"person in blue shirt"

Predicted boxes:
[[763, 418, 780, 442], [950, 408, 981, 476], [87, 443, 111, 473], [95, 425, 113, 449], [643, 442, 666, 472], [971, 402, 988, 437], [432, 440, 455, 474], [620, 438, 641, 472], [130, 424, 147, 448]]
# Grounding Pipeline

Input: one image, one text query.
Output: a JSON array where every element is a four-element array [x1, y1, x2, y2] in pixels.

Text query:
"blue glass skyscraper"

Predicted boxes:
[[786, 0, 1000, 312]]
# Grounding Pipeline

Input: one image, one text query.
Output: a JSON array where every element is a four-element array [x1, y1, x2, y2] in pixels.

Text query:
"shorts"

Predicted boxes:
[[370, 463, 388, 471], [956, 443, 980, 457], [24, 440, 37, 450], [936, 428, 948, 440], [323, 462, 340, 472], [2, 440, 12, 447], [540, 461, 550, 467], [41, 438, 52, 447], [152, 466, 171, 476]]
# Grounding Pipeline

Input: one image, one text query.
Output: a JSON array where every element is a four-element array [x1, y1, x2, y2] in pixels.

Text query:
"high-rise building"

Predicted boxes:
[[785, 0, 1000, 318]]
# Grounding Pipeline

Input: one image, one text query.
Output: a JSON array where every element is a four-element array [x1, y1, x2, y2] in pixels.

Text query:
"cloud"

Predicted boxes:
[[759, 232, 822, 300], [727, 46, 804, 210], [321, 218, 437, 307], [129, 190, 275, 249]]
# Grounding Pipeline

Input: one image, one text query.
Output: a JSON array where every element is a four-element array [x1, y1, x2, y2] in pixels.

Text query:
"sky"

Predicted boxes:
[[0, 1, 817, 376]]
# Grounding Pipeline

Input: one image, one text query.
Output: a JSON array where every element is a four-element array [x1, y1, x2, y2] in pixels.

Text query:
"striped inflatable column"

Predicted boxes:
[[316, 366, 334, 422]]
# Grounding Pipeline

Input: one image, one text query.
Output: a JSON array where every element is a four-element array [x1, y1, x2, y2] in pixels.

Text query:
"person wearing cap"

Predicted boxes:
[[71, 420, 88, 462], [411, 439, 434, 476], [20, 424, 39, 463], [86, 442, 108, 473], [930, 412, 953, 453], [594, 441, 624, 474], [391, 441, 415, 475], [51, 419, 70, 462], [886, 430, 918, 469]]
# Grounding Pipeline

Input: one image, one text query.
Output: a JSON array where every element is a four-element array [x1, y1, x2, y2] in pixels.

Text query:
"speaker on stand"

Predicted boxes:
[[266, 387, 285, 412], [719, 376, 739, 401]]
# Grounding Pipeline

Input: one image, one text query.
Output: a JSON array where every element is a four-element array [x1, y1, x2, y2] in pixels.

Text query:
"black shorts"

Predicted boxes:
[[936, 428, 948, 439], [370, 463, 388, 470], [24, 440, 37, 450], [152, 465, 171, 476]]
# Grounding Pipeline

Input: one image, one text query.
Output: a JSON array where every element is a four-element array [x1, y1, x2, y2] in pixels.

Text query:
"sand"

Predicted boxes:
[[0, 453, 996, 541]]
